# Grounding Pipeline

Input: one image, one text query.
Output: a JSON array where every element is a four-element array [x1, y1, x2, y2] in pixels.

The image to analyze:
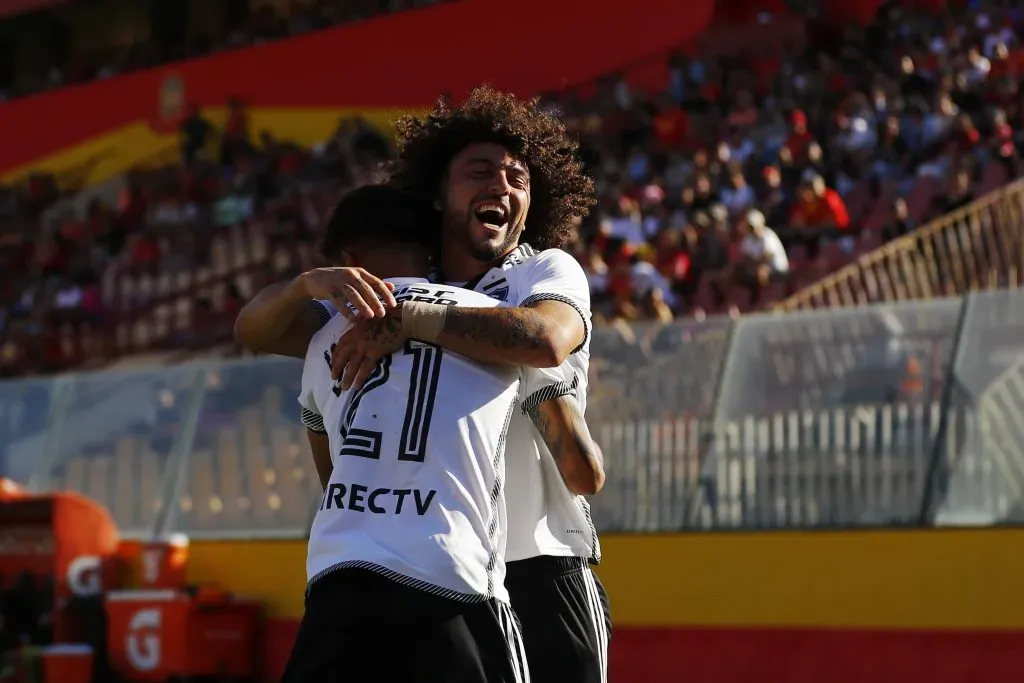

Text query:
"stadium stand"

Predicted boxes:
[[2, 2, 1022, 379], [4, 2, 1024, 682]]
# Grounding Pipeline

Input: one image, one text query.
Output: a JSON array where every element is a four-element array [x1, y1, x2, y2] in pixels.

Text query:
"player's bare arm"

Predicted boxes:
[[233, 267, 397, 358], [305, 429, 333, 490], [434, 298, 584, 367], [527, 395, 605, 496], [330, 299, 584, 389]]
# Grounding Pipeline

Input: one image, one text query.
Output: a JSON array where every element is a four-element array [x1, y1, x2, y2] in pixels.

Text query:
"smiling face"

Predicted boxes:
[[440, 142, 531, 271]]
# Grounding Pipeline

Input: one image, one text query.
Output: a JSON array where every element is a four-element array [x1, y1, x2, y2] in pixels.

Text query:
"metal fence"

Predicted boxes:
[[1, 290, 1023, 538], [777, 178, 1024, 311]]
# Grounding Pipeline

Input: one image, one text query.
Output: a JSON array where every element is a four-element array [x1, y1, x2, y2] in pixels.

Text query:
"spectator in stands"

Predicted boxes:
[[874, 115, 910, 181], [721, 168, 756, 217], [788, 174, 850, 252], [757, 165, 789, 226], [221, 97, 252, 166], [180, 105, 213, 165], [991, 108, 1019, 178], [882, 198, 916, 243], [781, 109, 817, 165], [934, 168, 975, 215], [737, 209, 789, 285]]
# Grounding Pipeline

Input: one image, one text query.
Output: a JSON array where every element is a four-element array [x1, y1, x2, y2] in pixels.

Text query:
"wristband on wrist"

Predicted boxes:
[[401, 301, 448, 343]]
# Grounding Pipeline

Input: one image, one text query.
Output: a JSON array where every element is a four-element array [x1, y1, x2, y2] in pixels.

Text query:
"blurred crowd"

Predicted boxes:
[[0, 112, 391, 376], [562, 1, 1023, 322], [1, 0, 1023, 377]]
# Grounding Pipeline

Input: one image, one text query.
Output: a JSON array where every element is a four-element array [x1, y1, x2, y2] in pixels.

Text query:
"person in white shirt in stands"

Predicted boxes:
[[738, 208, 789, 285], [261, 183, 602, 683]]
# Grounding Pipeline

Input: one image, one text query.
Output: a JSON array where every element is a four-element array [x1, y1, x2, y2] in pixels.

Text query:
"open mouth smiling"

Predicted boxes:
[[473, 202, 509, 230]]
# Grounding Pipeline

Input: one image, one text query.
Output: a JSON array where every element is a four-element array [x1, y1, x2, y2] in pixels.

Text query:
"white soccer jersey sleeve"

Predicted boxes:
[[312, 299, 335, 323], [519, 363, 578, 413], [298, 299, 341, 435], [497, 245, 601, 564], [516, 247, 592, 355], [298, 310, 352, 436]]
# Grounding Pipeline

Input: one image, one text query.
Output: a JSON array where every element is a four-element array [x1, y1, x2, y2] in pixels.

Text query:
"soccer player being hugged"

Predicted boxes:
[[236, 180, 605, 683]]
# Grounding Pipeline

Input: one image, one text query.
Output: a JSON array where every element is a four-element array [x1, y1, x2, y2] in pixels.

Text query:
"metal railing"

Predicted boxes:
[[1, 290, 1022, 538], [777, 178, 1024, 311]]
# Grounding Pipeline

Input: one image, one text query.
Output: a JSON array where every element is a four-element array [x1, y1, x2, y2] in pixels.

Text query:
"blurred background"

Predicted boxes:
[[1, 0, 1023, 681]]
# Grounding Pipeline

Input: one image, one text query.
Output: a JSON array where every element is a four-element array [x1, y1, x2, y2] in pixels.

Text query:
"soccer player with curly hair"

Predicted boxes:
[[236, 86, 610, 683], [332, 86, 611, 683]]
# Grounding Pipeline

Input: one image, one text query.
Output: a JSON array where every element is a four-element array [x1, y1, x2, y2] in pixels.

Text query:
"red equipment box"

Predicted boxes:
[[105, 589, 261, 682]]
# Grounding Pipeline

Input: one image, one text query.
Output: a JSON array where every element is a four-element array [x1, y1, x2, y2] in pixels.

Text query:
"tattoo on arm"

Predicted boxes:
[[527, 400, 563, 460], [366, 309, 404, 345], [442, 307, 548, 353], [526, 395, 593, 476]]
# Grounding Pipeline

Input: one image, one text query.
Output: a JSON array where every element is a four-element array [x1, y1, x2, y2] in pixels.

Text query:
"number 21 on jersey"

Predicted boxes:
[[338, 341, 443, 463]]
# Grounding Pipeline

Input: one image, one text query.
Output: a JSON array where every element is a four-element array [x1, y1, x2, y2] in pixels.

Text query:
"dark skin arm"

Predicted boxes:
[[234, 280, 326, 359], [306, 429, 333, 490], [527, 394, 605, 496], [331, 299, 586, 389], [233, 268, 397, 359]]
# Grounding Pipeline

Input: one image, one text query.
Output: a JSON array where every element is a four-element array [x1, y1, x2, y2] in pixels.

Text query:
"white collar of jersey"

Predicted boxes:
[[435, 243, 537, 293], [460, 243, 536, 293], [500, 243, 536, 270]]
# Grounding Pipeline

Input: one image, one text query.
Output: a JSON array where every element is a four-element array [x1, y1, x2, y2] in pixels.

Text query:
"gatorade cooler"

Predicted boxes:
[[41, 644, 93, 683], [139, 534, 189, 590]]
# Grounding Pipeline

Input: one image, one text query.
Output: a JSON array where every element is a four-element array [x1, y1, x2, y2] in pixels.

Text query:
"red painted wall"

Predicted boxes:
[[188, 531, 1024, 683], [258, 620, 1024, 683], [0, 0, 714, 173]]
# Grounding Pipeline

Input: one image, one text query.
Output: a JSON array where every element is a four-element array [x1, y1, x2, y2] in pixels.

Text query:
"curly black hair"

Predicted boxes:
[[390, 85, 596, 250]]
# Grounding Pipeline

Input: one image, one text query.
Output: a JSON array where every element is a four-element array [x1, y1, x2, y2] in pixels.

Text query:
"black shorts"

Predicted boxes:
[[505, 556, 611, 683], [281, 568, 528, 683]]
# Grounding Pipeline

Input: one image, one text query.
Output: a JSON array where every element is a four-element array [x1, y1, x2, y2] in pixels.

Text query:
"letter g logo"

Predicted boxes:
[[126, 608, 162, 671], [67, 555, 102, 597]]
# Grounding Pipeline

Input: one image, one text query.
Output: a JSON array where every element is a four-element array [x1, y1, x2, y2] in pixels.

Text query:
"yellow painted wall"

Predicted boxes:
[[187, 530, 1024, 628], [1, 106, 423, 189]]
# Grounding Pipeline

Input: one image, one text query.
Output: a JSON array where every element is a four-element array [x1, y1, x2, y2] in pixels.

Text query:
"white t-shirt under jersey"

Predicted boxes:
[[454, 244, 602, 564], [299, 278, 572, 604]]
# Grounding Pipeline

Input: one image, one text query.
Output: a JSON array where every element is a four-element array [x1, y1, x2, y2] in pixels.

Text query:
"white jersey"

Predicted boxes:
[[453, 244, 602, 564], [299, 277, 571, 604]]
